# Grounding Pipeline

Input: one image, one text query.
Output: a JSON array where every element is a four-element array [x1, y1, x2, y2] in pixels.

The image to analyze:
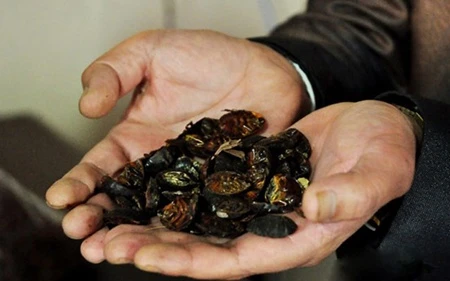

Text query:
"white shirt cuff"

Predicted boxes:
[[289, 60, 316, 112]]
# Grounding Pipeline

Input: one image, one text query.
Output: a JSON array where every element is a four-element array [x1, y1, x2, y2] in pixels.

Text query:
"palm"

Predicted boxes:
[[94, 30, 303, 165], [46, 29, 304, 269]]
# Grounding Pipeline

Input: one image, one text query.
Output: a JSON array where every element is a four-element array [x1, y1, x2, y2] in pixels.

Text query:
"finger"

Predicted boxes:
[[104, 224, 204, 265], [61, 190, 118, 240], [80, 32, 154, 118], [134, 241, 245, 279], [80, 227, 109, 264], [46, 162, 105, 209], [104, 224, 156, 245], [303, 148, 414, 222], [118, 214, 358, 279], [130, 215, 298, 279], [105, 232, 160, 264], [104, 218, 218, 246], [62, 203, 104, 239], [78, 203, 150, 263], [79, 63, 122, 118], [86, 192, 115, 210], [131, 225, 308, 279], [46, 137, 129, 209], [105, 231, 201, 265]]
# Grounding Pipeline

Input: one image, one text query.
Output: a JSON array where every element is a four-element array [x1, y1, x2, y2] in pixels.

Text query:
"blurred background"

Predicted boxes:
[[0, 0, 307, 152]]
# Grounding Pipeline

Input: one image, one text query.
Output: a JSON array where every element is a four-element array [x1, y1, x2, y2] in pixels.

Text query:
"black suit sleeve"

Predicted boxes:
[[251, 0, 410, 108]]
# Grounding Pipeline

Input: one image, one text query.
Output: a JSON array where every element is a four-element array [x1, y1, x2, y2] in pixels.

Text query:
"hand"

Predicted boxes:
[[97, 101, 415, 280], [45, 29, 305, 264], [50, 95, 417, 279]]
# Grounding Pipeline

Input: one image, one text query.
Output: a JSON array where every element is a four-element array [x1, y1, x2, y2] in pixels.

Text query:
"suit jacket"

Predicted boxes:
[[253, 1, 450, 280]]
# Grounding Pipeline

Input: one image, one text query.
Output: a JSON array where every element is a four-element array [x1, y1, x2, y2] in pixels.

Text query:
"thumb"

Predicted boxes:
[[302, 151, 413, 222], [79, 63, 122, 118], [79, 32, 155, 118]]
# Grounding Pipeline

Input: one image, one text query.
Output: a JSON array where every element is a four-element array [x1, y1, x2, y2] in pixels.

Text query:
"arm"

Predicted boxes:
[[252, 0, 411, 108], [256, 1, 450, 278]]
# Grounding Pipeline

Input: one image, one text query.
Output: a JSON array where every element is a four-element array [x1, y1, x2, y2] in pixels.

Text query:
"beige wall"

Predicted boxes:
[[0, 0, 307, 152]]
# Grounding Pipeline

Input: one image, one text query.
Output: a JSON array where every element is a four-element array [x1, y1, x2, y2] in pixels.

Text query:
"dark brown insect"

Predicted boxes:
[[276, 156, 311, 179], [184, 117, 221, 138], [214, 196, 251, 219], [240, 134, 266, 150], [256, 128, 308, 152], [204, 171, 251, 196], [181, 134, 210, 157], [158, 195, 198, 231], [144, 177, 160, 214], [167, 117, 227, 158], [173, 156, 202, 181], [219, 109, 265, 138], [247, 145, 271, 168], [156, 170, 199, 190], [265, 174, 304, 213], [99, 176, 143, 209], [144, 145, 180, 176], [247, 215, 297, 238], [117, 158, 145, 189], [245, 165, 270, 200], [202, 151, 247, 177], [103, 209, 150, 228], [161, 187, 201, 201], [96, 110, 312, 239], [194, 212, 246, 238]]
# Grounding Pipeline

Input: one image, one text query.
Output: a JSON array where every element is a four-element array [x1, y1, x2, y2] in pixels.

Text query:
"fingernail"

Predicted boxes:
[[137, 264, 162, 273], [316, 191, 337, 221], [111, 257, 132, 264], [45, 201, 67, 210]]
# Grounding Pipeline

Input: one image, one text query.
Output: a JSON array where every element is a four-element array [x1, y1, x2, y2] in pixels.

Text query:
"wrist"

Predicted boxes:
[[248, 39, 317, 116], [375, 92, 424, 156], [286, 59, 316, 113], [392, 104, 424, 149]]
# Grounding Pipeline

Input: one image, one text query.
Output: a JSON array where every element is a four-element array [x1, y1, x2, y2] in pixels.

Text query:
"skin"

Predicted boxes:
[[45, 30, 416, 280]]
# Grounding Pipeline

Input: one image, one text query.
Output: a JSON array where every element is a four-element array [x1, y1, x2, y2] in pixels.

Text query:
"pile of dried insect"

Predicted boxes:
[[96, 110, 312, 238]]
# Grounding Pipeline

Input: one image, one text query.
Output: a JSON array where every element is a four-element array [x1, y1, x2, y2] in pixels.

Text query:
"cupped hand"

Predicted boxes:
[[45, 29, 304, 263], [52, 96, 416, 279], [107, 101, 415, 280]]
